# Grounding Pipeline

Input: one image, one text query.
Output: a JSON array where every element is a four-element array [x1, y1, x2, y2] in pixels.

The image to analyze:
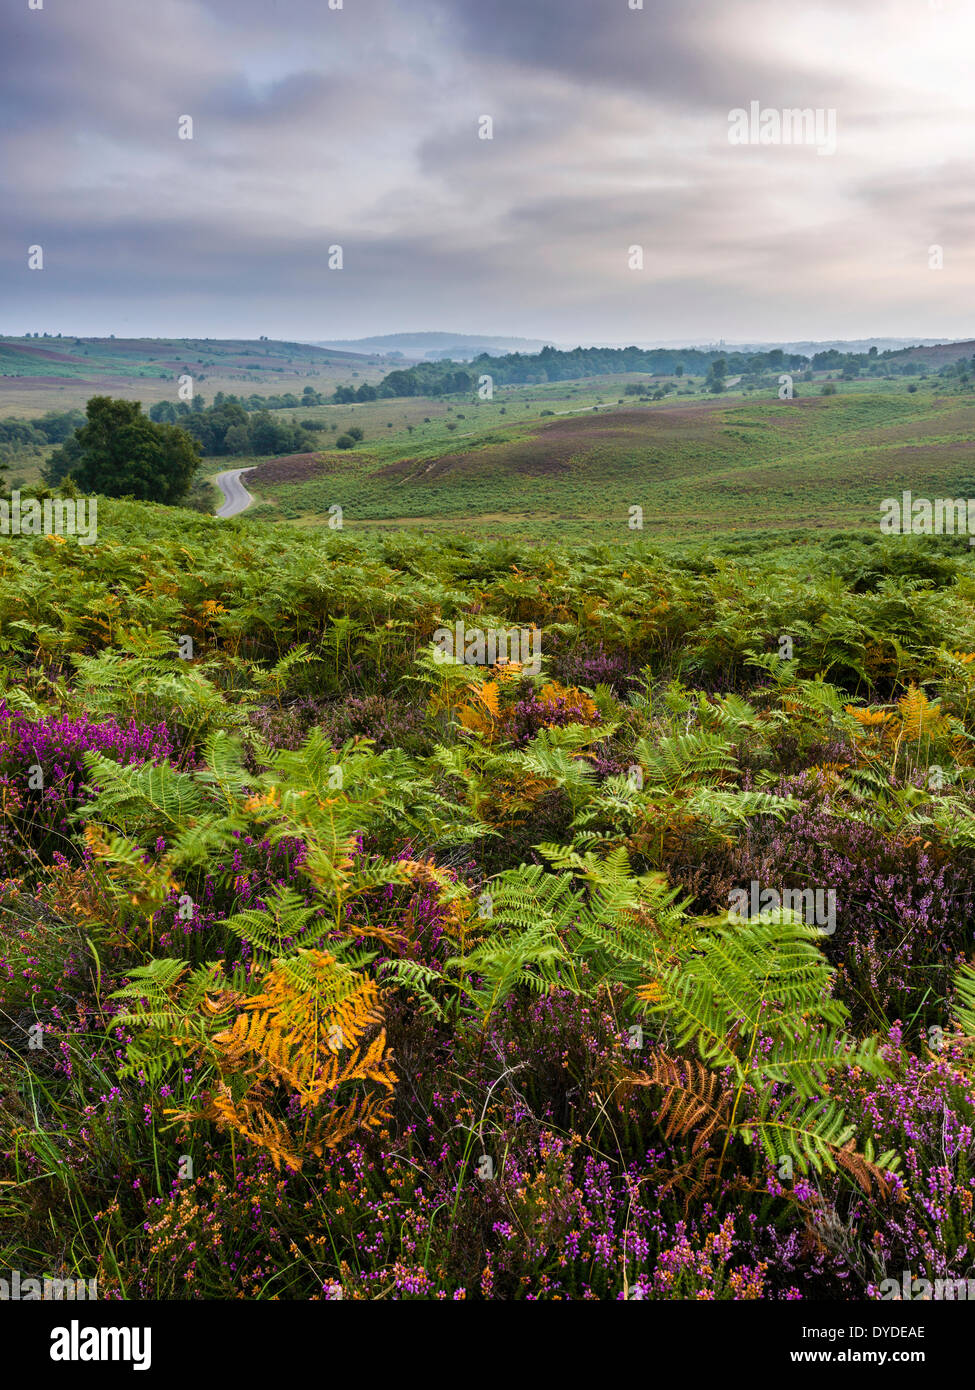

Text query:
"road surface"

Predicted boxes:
[[214, 467, 256, 518]]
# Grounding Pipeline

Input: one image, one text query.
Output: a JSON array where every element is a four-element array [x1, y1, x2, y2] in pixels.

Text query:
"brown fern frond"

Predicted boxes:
[[811, 761, 850, 793], [457, 680, 501, 737], [834, 1141, 892, 1198], [844, 705, 893, 728], [622, 1051, 732, 1155], [479, 774, 552, 828]]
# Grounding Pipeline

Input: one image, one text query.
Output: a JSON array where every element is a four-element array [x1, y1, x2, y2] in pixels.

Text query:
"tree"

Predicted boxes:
[[35, 409, 85, 443], [184, 401, 248, 455], [44, 397, 200, 503], [223, 423, 251, 455], [376, 369, 418, 398], [43, 434, 83, 485], [248, 411, 283, 455]]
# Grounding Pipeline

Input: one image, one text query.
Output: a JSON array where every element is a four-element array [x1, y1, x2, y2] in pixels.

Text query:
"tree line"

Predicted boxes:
[[0, 408, 86, 463], [148, 385, 327, 420], [358, 341, 957, 399]]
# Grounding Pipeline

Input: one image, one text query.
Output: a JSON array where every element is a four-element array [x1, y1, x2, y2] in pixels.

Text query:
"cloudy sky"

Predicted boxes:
[[3, 0, 975, 344]]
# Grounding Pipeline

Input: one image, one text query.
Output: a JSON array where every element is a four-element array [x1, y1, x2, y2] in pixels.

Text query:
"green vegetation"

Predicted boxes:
[[0, 336, 387, 417], [244, 385, 975, 542], [44, 397, 200, 503], [5, 343, 975, 1304], [358, 340, 969, 401], [149, 386, 330, 420], [3, 498, 975, 1298]]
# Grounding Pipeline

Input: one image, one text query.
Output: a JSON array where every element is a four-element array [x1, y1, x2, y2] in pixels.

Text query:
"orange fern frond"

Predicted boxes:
[[844, 705, 893, 728], [621, 1052, 732, 1155], [173, 948, 397, 1168], [896, 684, 947, 740]]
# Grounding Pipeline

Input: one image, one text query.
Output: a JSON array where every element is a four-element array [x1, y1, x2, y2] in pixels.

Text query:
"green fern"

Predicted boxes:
[[648, 914, 898, 1182]]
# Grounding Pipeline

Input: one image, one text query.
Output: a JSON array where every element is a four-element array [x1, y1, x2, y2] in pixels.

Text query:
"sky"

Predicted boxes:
[[3, 0, 975, 345]]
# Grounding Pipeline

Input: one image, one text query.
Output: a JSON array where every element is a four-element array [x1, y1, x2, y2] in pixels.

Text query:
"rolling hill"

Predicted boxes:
[[238, 381, 975, 543], [0, 336, 385, 414]]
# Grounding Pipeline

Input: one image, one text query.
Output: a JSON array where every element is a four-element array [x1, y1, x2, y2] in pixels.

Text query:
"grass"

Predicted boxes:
[[7, 357, 972, 547], [240, 378, 975, 543], [0, 336, 388, 415]]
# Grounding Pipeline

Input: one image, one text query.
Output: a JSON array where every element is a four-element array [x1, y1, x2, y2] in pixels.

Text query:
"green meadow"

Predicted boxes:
[[242, 378, 975, 544]]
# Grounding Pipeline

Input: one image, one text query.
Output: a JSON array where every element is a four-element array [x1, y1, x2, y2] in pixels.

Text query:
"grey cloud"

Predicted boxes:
[[1, 0, 972, 340]]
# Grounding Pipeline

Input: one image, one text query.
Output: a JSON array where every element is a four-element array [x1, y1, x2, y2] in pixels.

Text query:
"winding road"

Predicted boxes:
[[214, 466, 256, 518]]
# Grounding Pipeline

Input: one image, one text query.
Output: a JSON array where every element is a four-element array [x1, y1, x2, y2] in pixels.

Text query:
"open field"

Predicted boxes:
[[0, 336, 387, 415], [7, 360, 972, 544], [241, 379, 975, 543]]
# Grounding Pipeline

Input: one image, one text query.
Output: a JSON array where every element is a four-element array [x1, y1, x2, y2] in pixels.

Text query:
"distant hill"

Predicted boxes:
[[883, 340, 975, 366], [315, 332, 974, 362], [0, 336, 385, 415], [0, 336, 371, 381], [310, 333, 553, 361], [574, 337, 960, 356], [706, 338, 953, 356]]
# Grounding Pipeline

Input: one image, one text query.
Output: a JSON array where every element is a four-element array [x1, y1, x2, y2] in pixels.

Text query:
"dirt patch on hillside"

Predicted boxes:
[[0, 344, 84, 364], [378, 442, 575, 481], [885, 442, 975, 461], [249, 453, 330, 484], [378, 405, 736, 482]]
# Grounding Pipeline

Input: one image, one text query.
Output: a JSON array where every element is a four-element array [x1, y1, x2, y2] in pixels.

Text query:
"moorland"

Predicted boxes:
[[3, 338, 975, 1300]]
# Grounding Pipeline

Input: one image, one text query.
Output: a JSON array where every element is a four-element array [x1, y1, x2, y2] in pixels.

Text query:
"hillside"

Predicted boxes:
[[311, 332, 553, 360], [236, 382, 975, 542], [886, 339, 975, 367], [0, 336, 386, 414]]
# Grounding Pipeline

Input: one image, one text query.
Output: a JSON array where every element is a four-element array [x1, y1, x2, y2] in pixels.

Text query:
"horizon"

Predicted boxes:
[[1, 330, 968, 357]]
